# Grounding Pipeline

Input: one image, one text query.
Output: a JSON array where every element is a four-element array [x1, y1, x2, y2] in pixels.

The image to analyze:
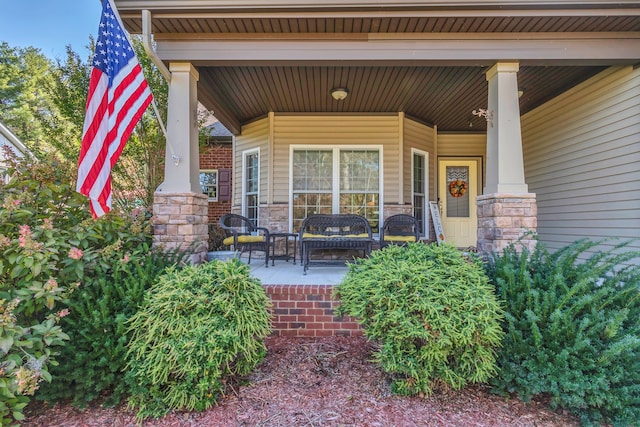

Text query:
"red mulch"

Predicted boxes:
[[23, 336, 579, 427]]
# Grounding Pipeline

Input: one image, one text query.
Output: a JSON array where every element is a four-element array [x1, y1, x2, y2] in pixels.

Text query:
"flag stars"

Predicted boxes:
[[92, 1, 135, 75]]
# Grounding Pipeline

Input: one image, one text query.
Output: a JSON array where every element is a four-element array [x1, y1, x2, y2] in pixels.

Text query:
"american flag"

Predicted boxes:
[[76, 0, 153, 217]]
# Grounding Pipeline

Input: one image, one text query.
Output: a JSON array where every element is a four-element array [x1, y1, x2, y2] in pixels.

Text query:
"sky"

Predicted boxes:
[[0, 0, 103, 60]]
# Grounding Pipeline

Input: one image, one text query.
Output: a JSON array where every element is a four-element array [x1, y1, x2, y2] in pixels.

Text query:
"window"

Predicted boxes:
[[199, 170, 218, 201], [412, 150, 429, 238], [446, 165, 470, 218], [243, 150, 260, 227], [292, 149, 333, 229], [291, 147, 381, 232]]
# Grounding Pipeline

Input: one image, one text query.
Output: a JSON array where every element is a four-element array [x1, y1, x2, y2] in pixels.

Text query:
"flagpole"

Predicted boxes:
[[149, 99, 181, 166], [150, 100, 167, 137]]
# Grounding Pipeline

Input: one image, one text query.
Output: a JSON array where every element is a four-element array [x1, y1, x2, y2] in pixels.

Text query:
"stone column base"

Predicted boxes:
[[153, 192, 209, 264], [477, 193, 537, 255]]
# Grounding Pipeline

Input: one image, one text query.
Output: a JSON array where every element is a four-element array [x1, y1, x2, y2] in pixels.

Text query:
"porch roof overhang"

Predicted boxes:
[[115, 1, 640, 135]]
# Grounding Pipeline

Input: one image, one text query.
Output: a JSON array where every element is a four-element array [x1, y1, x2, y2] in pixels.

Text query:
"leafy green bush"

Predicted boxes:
[[125, 259, 271, 420], [485, 238, 640, 427], [0, 151, 183, 423], [0, 152, 92, 425], [334, 243, 504, 396], [37, 241, 185, 408]]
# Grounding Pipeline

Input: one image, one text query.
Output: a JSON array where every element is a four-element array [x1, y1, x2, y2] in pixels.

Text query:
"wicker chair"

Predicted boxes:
[[379, 214, 420, 249], [219, 214, 270, 267]]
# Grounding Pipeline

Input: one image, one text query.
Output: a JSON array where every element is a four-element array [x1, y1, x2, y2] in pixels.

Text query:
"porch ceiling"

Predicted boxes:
[[116, 1, 640, 134], [196, 64, 608, 132]]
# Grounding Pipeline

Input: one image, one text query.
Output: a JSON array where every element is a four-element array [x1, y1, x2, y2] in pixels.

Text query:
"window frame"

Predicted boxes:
[[289, 145, 383, 233], [199, 169, 219, 202], [411, 148, 430, 239], [242, 148, 260, 227]]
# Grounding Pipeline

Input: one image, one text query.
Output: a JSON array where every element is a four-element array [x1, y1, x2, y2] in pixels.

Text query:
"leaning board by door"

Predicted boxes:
[[429, 201, 446, 245]]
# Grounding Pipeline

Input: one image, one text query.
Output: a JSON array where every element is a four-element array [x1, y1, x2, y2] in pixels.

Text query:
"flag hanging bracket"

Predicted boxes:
[[142, 10, 182, 167], [142, 10, 170, 81]]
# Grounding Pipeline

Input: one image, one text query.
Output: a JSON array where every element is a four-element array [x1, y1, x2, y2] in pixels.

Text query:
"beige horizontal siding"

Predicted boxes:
[[403, 118, 435, 204], [272, 114, 400, 204], [235, 117, 270, 207], [522, 65, 640, 261]]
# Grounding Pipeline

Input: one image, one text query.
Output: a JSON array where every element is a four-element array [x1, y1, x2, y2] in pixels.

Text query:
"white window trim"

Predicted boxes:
[[289, 144, 384, 233], [199, 169, 219, 202], [411, 148, 430, 240], [242, 148, 260, 223]]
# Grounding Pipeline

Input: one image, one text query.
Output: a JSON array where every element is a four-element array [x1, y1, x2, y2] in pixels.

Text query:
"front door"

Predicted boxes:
[[438, 160, 478, 248]]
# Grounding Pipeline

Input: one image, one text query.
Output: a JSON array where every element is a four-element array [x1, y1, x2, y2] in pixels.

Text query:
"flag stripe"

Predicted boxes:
[[77, 78, 110, 196], [77, 0, 153, 218]]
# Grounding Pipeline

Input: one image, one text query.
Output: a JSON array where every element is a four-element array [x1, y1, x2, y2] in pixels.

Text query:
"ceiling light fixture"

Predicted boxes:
[[331, 88, 349, 101]]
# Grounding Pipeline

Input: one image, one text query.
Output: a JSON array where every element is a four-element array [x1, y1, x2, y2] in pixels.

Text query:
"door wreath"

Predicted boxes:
[[448, 179, 468, 198]]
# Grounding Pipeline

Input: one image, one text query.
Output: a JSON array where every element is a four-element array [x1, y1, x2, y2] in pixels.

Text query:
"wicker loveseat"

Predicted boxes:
[[298, 214, 374, 274]]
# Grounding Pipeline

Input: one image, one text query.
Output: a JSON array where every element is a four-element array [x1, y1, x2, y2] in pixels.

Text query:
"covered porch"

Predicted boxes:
[[114, 1, 640, 264]]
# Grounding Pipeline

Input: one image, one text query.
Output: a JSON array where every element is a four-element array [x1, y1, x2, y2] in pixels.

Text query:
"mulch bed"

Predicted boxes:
[[23, 336, 579, 426]]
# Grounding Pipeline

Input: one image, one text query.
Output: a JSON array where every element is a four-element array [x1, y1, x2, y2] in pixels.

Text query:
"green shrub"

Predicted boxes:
[[334, 243, 504, 396], [485, 238, 640, 427], [125, 259, 271, 420], [37, 242, 185, 408], [0, 153, 92, 425], [0, 151, 184, 423]]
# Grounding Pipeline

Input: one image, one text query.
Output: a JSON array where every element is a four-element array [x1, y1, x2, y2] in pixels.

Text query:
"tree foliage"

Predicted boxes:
[[0, 42, 57, 158], [0, 37, 172, 211]]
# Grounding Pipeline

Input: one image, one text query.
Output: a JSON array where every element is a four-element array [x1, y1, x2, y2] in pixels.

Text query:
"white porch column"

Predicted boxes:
[[153, 62, 208, 264], [484, 62, 528, 194], [158, 62, 200, 193], [477, 62, 537, 255]]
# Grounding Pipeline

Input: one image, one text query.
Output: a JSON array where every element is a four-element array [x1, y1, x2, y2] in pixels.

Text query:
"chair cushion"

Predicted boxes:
[[223, 235, 265, 245], [383, 235, 417, 242]]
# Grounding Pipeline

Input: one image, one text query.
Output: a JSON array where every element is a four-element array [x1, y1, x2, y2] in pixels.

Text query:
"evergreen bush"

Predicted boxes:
[[37, 240, 185, 407], [125, 259, 271, 420], [485, 238, 640, 427], [334, 243, 504, 396]]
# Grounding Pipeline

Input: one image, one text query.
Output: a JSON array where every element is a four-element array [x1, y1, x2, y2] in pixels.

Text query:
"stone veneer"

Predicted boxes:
[[153, 192, 209, 264], [477, 193, 537, 255]]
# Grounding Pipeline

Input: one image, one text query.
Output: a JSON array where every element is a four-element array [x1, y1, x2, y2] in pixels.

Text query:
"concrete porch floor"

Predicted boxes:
[[242, 254, 349, 285]]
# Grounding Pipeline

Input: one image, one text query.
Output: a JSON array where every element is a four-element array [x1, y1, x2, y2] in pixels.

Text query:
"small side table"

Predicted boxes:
[[270, 233, 298, 266]]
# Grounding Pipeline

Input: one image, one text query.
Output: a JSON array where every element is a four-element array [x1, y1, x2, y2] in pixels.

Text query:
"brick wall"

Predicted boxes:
[[200, 143, 232, 225], [263, 284, 363, 337]]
